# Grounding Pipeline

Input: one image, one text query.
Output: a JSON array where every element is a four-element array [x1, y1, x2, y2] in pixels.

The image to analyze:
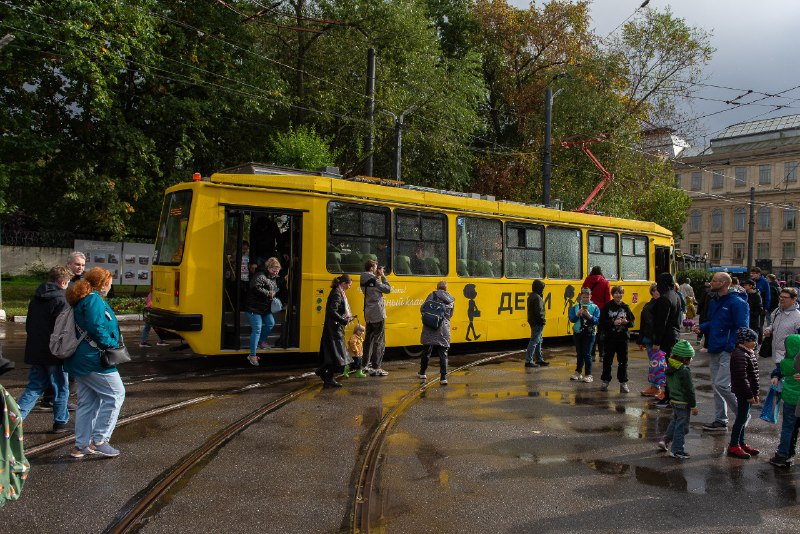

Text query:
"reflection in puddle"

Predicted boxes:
[[585, 458, 705, 494]]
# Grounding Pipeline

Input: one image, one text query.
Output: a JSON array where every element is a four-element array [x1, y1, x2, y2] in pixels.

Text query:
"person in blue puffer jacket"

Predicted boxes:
[[64, 267, 126, 459], [692, 271, 749, 432]]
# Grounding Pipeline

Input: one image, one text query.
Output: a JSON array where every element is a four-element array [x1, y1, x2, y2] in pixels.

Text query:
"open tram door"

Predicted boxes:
[[655, 245, 672, 279], [222, 209, 302, 352]]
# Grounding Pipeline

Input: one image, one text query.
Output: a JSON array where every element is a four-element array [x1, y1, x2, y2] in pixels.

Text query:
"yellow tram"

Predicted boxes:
[[148, 163, 674, 356]]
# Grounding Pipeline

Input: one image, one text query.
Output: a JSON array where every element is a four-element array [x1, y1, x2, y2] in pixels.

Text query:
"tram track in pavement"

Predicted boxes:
[[351, 349, 523, 534], [25, 370, 316, 459]]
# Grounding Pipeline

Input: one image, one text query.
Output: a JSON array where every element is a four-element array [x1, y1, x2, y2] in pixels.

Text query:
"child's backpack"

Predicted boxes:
[[420, 294, 446, 330], [48, 307, 86, 359]]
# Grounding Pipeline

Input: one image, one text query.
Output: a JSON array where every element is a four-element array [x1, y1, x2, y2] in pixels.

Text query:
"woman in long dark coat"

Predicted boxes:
[[316, 275, 354, 387]]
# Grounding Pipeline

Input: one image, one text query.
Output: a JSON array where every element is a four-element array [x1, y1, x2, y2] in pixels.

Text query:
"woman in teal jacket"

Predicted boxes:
[[65, 267, 125, 458]]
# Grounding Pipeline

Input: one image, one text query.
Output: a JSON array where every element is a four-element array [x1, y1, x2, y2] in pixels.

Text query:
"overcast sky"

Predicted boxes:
[[509, 0, 800, 147]]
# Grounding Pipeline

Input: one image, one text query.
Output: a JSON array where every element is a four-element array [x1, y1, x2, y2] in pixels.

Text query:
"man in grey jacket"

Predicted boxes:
[[360, 260, 392, 376]]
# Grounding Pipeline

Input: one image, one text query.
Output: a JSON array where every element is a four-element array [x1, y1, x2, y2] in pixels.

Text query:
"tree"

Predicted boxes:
[[268, 125, 340, 169]]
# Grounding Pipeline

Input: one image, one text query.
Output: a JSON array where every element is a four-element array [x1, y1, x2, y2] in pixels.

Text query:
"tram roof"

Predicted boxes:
[[199, 163, 671, 237]]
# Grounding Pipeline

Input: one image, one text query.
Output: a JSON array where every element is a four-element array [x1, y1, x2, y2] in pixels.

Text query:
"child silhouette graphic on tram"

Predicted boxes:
[[463, 284, 481, 341]]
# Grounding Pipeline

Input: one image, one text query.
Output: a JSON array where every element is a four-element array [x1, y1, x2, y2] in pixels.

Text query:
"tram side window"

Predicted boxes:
[[327, 201, 390, 273], [545, 226, 581, 279], [621, 235, 648, 280], [456, 216, 502, 278], [395, 210, 448, 276], [154, 190, 193, 265], [505, 223, 544, 278], [587, 231, 619, 280]]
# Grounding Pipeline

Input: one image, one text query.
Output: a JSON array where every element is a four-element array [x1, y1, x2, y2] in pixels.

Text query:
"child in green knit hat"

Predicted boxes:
[[658, 339, 698, 459], [769, 334, 800, 467]]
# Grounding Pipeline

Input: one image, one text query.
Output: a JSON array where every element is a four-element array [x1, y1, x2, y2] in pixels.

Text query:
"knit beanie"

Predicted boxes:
[[670, 339, 695, 360], [736, 327, 758, 345]]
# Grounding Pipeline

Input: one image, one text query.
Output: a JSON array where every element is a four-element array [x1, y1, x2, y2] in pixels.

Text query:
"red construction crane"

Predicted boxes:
[[560, 134, 612, 213]]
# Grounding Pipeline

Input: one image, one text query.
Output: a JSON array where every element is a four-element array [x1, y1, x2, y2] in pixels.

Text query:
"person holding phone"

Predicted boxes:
[[568, 288, 601, 383], [360, 259, 392, 376]]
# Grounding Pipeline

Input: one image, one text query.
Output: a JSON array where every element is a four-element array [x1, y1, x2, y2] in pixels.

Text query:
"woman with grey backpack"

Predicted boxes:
[[417, 280, 455, 385]]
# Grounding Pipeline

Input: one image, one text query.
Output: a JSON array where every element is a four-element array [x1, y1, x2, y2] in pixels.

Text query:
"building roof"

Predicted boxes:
[[713, 114, 800, 141]]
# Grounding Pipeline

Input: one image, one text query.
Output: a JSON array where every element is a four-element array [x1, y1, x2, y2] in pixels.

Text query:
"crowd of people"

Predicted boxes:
[[11, 255, 800, 470]]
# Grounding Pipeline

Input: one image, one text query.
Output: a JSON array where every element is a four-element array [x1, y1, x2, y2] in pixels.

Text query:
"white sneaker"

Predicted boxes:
[[570, 373, 583, 381], [417, 373, 427, 380], [620, 383, 630, 393], [247, 355, 260, 367], [582, 375, 594, 383], [440, 378, 448, 385], [373, 368, 389, 376]]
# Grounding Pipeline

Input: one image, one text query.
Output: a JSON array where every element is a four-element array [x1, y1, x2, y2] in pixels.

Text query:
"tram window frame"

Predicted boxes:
[[456, 216, 503, 278], [326, 201, 390, 274], [620, 234, 648, 280], [394, 209, 448, 276], [153, 190, 193, 266], [587, 231, 619, 280], [504, 223, 544, 278], [545, 226, 582, 280]]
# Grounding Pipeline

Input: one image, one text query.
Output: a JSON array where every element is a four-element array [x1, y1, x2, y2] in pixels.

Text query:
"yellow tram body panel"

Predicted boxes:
[[148, 166, 673, 356]]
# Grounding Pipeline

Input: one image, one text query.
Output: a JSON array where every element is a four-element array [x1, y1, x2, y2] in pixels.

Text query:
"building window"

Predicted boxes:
[[674, 173, 682, 188], [784, 206, 797, 230], [691, 171, 702, 191], [689, 210, 701, 232], [735, 167, 747, 187], [758, 206, 771, 230], [784, 242, 796, 260], [759, 164, 772, 185], [757, 242, 770, 259], [733, 243, 745, 263], [689, 243, 700, 256], [711, 208, 723, 232], [711, 243, 722, 261], [786, 161, 798, 183], [712, 169, 724, 189], [733, 208, 745, 231]]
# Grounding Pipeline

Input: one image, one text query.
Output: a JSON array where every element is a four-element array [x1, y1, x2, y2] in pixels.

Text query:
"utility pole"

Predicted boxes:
[[363, 48, 375, 177], [542, 88, 553, 206], [0, 33, 13, 320], [747, 186, 755, 267], [383, 106, 416, 181]]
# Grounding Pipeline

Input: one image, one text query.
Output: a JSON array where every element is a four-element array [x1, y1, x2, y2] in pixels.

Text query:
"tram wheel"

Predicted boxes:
[[403, 345, 425, 358]]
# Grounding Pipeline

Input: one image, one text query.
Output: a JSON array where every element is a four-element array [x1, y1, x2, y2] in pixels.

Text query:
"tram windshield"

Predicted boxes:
[[154, 190, 192, 266]]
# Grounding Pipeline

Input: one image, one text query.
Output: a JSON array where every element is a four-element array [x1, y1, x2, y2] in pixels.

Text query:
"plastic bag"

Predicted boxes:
[[760, 385, 781, 424]]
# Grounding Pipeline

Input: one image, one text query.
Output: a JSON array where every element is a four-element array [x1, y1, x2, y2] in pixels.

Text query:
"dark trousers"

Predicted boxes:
[[729, 394, 752, 447], [600, 338, 629, 383], [420, 345, 448, 379], [365, 320, 386, 369]]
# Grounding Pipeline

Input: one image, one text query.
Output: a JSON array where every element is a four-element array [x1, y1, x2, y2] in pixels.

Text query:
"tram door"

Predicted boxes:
[[222, 208, 302, 351], [655, 245, 672, 279]]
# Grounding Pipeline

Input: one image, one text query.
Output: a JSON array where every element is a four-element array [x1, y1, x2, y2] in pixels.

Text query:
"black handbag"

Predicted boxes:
[[759, 335, 772, 359], [100, 344, 132, 368]]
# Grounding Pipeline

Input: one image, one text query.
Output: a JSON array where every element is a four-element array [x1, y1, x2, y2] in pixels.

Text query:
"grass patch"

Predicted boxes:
[[1, 278, 148, 318]]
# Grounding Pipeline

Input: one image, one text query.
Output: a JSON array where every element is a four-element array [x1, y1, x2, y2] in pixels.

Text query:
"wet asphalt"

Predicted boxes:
[[1, 321, 798, 533]]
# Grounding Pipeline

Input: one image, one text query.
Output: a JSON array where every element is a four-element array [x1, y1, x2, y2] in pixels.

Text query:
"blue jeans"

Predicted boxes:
[[75, 371, 125, 448], [778, 401, 800, 458], [708, 351, 737, 424], [666, 404, 691, 454], [17, 364, 69, 424], [729, 394, 751, 447], [526, 324, 545, 364], [247, 312, 275, 355], [573, 333, 595, 376]]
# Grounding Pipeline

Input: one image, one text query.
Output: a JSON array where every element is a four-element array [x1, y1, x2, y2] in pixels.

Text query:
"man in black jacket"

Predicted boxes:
[[652, 272, 682, 357], [15, 266, 73, 432], [525, 280, 549, 367], [599, 286, 635, 392]]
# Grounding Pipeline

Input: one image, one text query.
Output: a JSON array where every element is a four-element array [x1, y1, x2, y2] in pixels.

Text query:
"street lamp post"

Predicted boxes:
[[702, 252, 709, 269], [382, 106, 417, 182]]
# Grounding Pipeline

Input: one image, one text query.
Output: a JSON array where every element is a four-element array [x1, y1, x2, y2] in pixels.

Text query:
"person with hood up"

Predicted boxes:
[[15, 266, 73, 432], [726, 327, 761, 459], [692, 272, 749, 432], [657, 340, 698, 459], [652, 272, 682, 357], [582, 266, 611, 362], [749, 267, 771, 312], [525, 280, 548, 368], [769, 334, 800, 467], [360, 260, 392, 376], [418, 280, 455, 385], [763, 286, 800, 364], [599, 285, 635, 393]]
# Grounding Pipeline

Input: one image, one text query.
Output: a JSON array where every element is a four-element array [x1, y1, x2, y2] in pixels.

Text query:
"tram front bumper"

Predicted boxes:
[[148, 309, 203, 332]]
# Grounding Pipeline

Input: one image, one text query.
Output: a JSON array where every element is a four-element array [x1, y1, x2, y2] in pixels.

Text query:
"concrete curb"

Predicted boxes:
[[10, 313, 144, 324]]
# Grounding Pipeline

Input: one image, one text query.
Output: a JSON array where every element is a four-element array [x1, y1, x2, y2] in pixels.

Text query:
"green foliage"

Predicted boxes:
[[676, 268, 713, 301], [268, 125, 340, 170]]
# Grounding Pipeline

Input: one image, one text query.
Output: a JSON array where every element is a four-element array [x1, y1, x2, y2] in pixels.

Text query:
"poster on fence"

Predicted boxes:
[[73, 240, 154, 286], [74, 240, 124, 285], [121, 242, 155, 286]]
